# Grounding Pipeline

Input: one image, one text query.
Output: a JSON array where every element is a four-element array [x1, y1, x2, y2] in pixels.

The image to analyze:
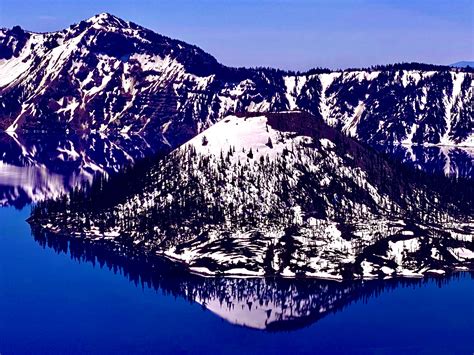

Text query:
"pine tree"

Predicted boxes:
[[266, 137, 273, 148], [247, 148, 253, 159]]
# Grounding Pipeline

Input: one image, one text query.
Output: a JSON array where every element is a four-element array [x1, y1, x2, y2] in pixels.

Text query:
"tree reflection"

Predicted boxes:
[[31, 227, 472, 331]]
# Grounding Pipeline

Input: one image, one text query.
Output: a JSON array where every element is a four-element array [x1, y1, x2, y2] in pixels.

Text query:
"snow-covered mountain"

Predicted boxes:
[[30, 112, 474, 280], [1, 13, 473, 148]]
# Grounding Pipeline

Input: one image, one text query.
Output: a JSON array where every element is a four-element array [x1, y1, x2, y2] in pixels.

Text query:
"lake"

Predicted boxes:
[[0, 206, 473, 354], [0, 133, 473, 354]]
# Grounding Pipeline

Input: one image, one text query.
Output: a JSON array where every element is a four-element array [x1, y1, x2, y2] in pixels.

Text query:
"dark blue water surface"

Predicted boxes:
[[1, 207, 473, 354]]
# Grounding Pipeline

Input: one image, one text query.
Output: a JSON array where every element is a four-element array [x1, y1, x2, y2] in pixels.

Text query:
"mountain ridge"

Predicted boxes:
[[451, 61, 474, 68], [1, 13, 473, 149]]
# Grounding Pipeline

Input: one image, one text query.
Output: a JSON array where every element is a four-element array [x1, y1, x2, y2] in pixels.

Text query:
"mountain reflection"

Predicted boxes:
[[0, 132, 167, 208], [31, 228, 473, 331]]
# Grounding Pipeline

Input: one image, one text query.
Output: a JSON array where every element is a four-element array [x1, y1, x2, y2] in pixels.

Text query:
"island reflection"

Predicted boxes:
[[31, 228, 472, 331]]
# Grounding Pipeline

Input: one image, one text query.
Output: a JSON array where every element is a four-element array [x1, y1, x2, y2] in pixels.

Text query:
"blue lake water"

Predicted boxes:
[[1, 206, 473, 354]]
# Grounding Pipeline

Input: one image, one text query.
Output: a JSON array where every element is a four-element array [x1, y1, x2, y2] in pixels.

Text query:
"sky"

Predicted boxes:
[[0, 0, 472, 70]]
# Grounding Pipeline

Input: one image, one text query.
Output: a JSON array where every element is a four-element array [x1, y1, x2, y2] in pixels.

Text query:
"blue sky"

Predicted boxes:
[[0, 0, 472, 70]]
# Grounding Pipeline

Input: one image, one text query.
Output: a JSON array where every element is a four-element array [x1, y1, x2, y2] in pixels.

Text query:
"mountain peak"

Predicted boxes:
[[85, 12, 128, 28], [88, 12, 118, 21]]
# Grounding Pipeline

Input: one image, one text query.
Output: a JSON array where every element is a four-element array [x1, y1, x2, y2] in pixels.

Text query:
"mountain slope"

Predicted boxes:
[[1, 13, 473, 148], [30, 112, 474, 280]]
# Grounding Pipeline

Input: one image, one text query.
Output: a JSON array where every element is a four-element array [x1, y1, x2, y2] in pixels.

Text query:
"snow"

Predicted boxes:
[[57, 142, 80, 160], [361, 261, 377, 278], [57, 99, 80, 121], [320, 138, 335, 149], [86, 73, 113, 97], [130, 53, 166, 72], [318, 73, 340, 126], [8, 13, 470, 280], [247, 100, 271, 112], [324, 223, 341, 239], [449, 247, 474, 260], [401, 71, 422, 87], [381, 266, 395, 275], [182, 115, 291, 161], [281, 267, 296, 277], [343, 100, 365, 137], [223, 268, 265, 276], [440, 72, 466, 146], [283, 75, 307, 110], [37, 31, 87, 90], [401, 123, 418, 145], [431, 247, 441, 260], [319, 73, 340, 92], [388, 238, 420, 265], [6, 103, 29, 132], [120, 125, 133, 134], [0, 39, 34, 87], [192, 74, 214, 90], [188, 266, 214, 276], [31, 110, 474, 281]]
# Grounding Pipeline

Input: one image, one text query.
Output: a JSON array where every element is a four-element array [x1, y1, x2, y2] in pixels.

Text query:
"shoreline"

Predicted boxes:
[[28, 220, 474, 282]]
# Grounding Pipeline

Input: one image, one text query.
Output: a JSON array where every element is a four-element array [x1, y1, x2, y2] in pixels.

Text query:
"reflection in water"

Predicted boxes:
[[375, 144, 473, 179], [31, 228, 473, 331], [0, 132, 167, 208]]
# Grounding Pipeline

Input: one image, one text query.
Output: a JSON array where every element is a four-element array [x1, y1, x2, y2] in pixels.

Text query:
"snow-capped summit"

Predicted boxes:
[[81, 12, 142, 33], [86, 12, 125, 25], [0, 14, 473, 149], [184, 114, 285, 161]]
